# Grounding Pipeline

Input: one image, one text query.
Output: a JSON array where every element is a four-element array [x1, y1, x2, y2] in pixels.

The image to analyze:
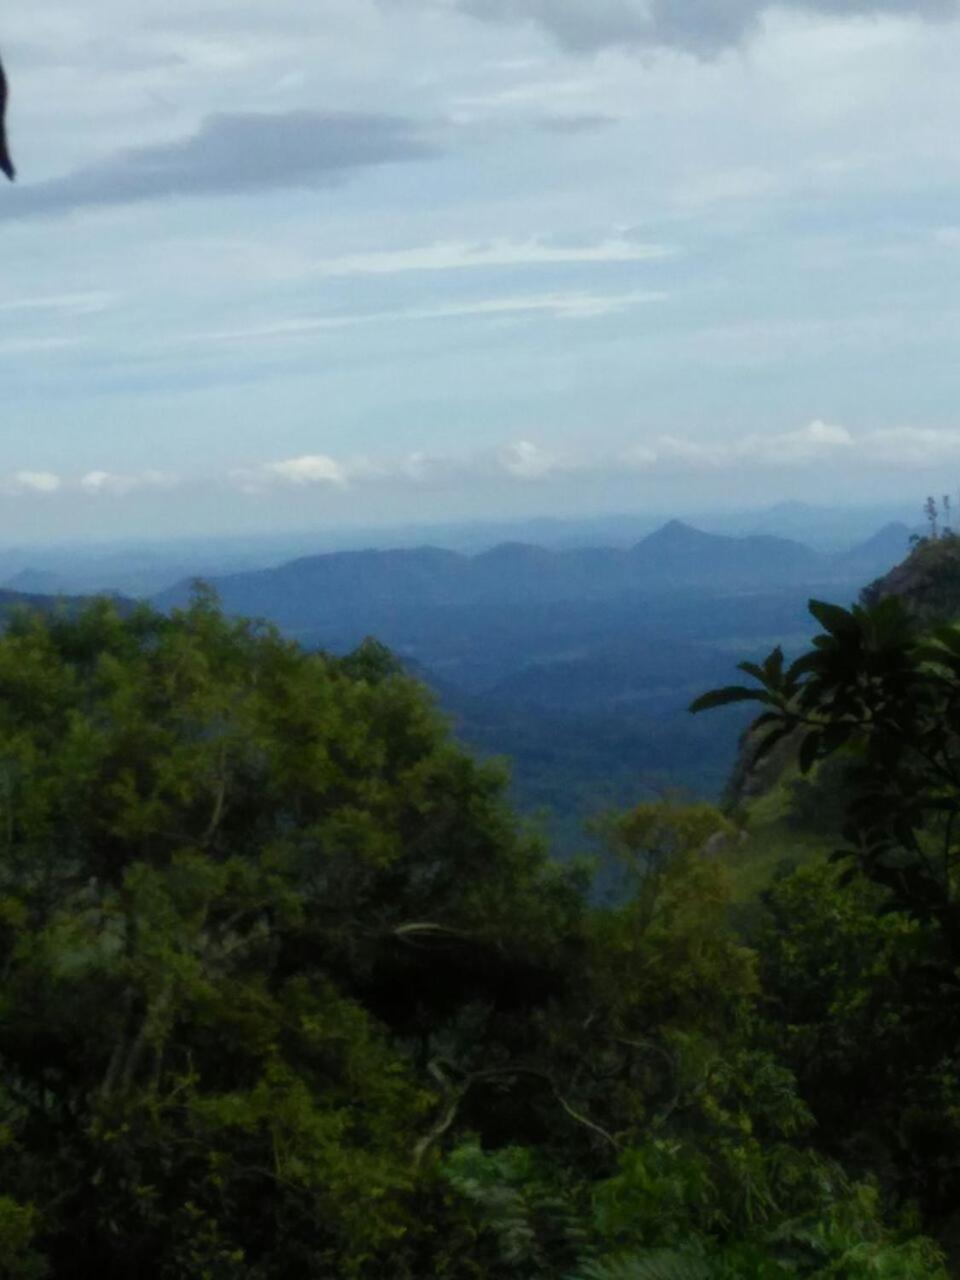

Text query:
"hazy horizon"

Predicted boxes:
[[0, 499, 923, 609], [0, 497, 923, 554]]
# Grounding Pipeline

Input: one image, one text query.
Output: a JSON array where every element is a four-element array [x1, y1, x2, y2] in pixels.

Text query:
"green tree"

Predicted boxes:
[[0, 593, 944, 1276], [0, 593, 582, 1277], [691, 597, 960, 935], [692, 595, 960, 1238]]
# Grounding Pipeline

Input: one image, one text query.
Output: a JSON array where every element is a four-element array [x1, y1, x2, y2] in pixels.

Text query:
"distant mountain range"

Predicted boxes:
[[0, 518, 916, 845], [154, 519, 915, 632], [146, 517, 918, 846], [0, 506, 920, 598]]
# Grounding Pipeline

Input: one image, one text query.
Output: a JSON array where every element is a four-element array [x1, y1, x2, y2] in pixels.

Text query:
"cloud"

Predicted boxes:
[[0, 337, 86, 356], [9, 472, 62, 495], [454, 0, 958, 54], [497, 440, 559, 478], [310, 235, 673, 277], [535, 114, 620, 134], [0, 111, 438, 221], [865, 426, 960, 468], [11, 421, 960, 510], [620, 420, 960, 475], [184, 288, 667, 346], [409, 289, 665, 321], [239, 424, 860, 496], [0, 292, 118, 316], [80, 469, 178, 496], [236, 454, 348, 492], [626, 420, 855, 470], [236, 441, 570, 493]]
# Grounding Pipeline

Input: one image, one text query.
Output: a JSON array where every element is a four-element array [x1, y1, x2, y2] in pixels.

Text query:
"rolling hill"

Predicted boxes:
[[152, 519, 912, 843]]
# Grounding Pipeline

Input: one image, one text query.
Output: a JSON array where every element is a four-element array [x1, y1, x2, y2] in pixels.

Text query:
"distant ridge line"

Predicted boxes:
[[152, 518, 916, 629]]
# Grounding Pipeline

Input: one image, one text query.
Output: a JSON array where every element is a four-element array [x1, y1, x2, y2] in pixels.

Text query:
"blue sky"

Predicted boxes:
[[4, 0, 960, 538]]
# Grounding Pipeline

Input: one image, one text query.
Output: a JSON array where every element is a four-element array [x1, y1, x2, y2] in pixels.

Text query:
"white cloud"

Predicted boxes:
[[238, 439, 572, 492], [11, 472, 62, 495], [9, 420, 960, 515], [651, 435, 725, 470], [229, 421, 960, 499], [0, 292, 118, 316], [0, 338, 87, 356], [244, 454, 349, 490], [622, 444, 659, 468], [185, 289, 667, 347], [310, 236, 673, 277], [396, 451, 451, 482], [627, 420, 854, 471], [453, 75, 602, 112], [864, 426, 960, 468], [650, 421, 960, 474], [497, 439, 559, 478], [730, 418, 854, 467], [416, 289, 665, 321], [80, 469, 178, 496], [411, 289, 665, 321]]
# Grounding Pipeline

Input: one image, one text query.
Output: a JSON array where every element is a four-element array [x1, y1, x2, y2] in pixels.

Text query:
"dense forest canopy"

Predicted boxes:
[[0, 585, 952, 1277]]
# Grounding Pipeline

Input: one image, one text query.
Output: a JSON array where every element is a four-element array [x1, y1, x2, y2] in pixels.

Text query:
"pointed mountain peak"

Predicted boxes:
[[637, 519, 718, 549], [841, 522, 914, 562]]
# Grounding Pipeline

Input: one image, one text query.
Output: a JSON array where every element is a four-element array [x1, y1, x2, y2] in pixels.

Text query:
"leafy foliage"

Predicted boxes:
[[694, 584, 960, 1246], [0, 593, 946, 1275], [692, 595, 960, 931], [573, 1251, 713, 1280]]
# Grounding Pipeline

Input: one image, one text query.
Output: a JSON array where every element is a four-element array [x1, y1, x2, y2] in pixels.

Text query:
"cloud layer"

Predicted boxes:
[[0, 111, 437, 220], [225, 422, 960, 496], [456, 0, 958, 53], [9, 423, 960, 509], [309, 236, 672, 278], [180, 287, 667, 347]]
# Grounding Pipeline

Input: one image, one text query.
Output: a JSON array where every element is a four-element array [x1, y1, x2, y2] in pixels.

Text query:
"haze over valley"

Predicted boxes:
[[144, 512, 921, 834], [0, 507, 916, 842]]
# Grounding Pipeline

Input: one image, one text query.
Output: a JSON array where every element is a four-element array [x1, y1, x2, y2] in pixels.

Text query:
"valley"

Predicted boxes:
[[150, 518, 909, 843]]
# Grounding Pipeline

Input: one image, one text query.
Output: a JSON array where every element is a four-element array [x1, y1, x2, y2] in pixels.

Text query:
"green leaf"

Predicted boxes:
[[689, 686, 767, 714], [751, 711, 786, 731], [808, 600, 858, 637], [787, 651, 823, 680], [736, 660, 769, 684], [930, 624, 960, 657], [763, 646, 785, 682]]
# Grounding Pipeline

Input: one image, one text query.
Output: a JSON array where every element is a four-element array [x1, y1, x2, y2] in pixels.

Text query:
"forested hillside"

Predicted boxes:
[[691, 530, 960, 1268], [153, 520, 910, 838], [0, 584, 953, 1276]]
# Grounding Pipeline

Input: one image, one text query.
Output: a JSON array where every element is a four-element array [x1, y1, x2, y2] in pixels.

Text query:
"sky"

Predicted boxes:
[[4, 0, 960, 539]]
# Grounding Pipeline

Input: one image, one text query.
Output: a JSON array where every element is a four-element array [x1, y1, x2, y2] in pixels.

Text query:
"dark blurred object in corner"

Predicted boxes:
[[0, 53, 15, 181]]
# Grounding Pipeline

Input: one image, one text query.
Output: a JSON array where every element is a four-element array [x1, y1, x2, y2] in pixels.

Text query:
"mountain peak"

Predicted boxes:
[[841, 522, 914, 564], [639, 519, 713, 547]]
